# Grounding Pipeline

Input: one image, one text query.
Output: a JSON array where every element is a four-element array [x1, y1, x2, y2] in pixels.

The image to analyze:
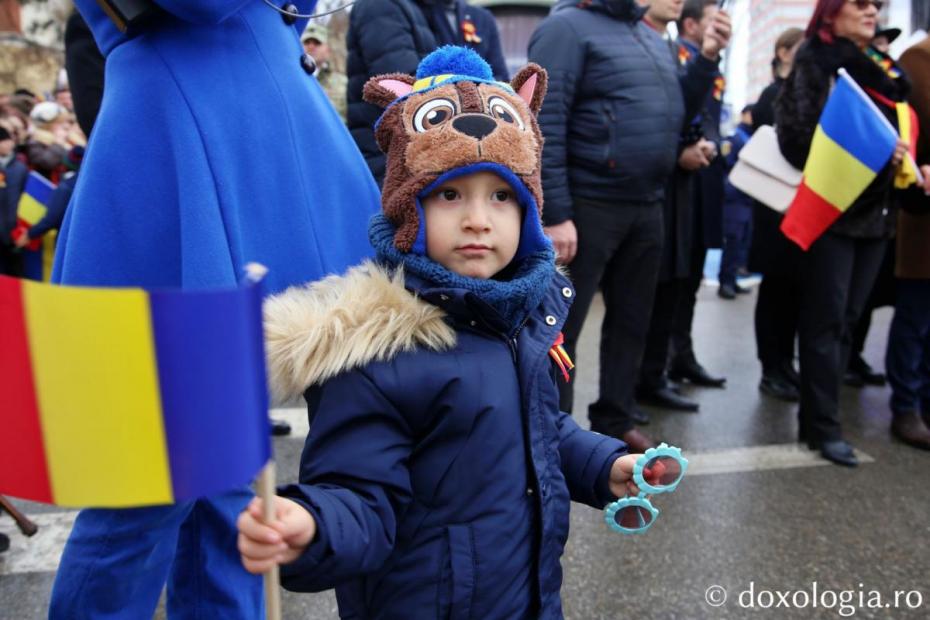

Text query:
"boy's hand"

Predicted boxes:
[[237, 496, 316, 574], [609, 454, 644, 498]]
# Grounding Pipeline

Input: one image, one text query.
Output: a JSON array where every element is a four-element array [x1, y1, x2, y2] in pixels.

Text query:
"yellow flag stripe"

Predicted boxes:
[[23, 282, 173, 507], [803, 127, 878, 212], [18, 194, 48, 226]]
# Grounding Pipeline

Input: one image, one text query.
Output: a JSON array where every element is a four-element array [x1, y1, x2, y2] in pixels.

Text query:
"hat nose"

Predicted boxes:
[[452, 114, 497, 140]]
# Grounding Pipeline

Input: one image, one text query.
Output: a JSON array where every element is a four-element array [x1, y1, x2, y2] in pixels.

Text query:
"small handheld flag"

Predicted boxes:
[[0, 275, 271, 508], [15, 172, 55, 253], [780, 70, 900, 250]]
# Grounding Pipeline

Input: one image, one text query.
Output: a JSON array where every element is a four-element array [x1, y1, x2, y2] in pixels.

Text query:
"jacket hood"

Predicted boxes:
[[264, 262, 456, 404], [553, 0, 644, 21]]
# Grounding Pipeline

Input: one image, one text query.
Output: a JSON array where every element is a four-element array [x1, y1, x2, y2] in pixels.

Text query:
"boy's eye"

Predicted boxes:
[[492, 190, 511, 202], [440, 189, 458, 201], [413, 98, 457, 133]]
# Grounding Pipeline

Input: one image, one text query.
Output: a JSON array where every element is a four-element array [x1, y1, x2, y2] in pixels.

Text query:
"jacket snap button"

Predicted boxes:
[[281, 3, 299, 25], [561, 287, 572, 298], [526, 487, 534, 496], [439, 294, 449, 301], [545, 315, 557, 326], [469, 320, 477, 327], [300, 53, 317, 75]]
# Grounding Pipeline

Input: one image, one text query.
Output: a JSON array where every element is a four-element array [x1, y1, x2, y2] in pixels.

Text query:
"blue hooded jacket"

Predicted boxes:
[[264, 252, 627, 618]]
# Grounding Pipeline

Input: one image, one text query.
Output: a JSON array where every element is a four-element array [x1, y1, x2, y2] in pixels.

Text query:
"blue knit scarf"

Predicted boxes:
[[369, 214, 556, 334]]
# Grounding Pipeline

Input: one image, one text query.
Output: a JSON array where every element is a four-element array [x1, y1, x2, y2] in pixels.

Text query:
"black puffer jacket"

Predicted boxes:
[[347, 0, 508, 185], [528, 0, 719, 225], [776, 36, 910, 239]]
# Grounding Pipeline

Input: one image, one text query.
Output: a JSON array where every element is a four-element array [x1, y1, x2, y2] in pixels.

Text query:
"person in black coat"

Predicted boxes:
[[64, 11, 105, 139], [347, 0, 508, 185], [775, 0, 912, 467], [528, 0, 730, 451], [749, 26, 804, 403]]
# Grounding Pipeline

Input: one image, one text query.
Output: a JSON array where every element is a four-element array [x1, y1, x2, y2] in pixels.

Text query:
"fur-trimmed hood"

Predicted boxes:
[[264, 261, 456, 404]]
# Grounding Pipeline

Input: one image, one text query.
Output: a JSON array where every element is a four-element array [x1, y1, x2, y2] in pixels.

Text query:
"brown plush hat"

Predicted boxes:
[[363, 46, 548, 258]]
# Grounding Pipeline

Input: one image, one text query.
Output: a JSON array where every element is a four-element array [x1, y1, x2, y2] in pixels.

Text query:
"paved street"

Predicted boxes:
[[2, 284, 929, 619]]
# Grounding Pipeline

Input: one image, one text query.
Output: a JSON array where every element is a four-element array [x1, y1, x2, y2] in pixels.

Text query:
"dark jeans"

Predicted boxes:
[[797, 233, 885, 443], [559, 198, 663, 436], [886, 279, 930, 415], [755, 274, 801, 375], [719, 216, 752, 288]]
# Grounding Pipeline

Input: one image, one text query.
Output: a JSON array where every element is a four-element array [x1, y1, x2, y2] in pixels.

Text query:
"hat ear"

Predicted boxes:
[[511, 64, 547, 116], [363, 74, 416, 109]]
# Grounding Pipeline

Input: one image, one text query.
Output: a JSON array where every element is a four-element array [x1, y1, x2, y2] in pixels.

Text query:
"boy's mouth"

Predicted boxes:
[[457, 244, 492, 256]]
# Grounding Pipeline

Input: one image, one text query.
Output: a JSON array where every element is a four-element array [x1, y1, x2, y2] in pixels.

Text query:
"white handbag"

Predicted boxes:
[[728, 125, 803, 213]]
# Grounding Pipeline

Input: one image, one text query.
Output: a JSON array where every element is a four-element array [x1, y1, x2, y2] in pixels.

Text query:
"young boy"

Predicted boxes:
[[238, 47, 643, 619]]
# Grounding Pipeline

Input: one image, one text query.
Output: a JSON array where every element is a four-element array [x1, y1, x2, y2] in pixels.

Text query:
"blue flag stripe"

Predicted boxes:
[[150, 284, 271, 500], [818, 77, 898, 173], [25, 172, 55, 205]]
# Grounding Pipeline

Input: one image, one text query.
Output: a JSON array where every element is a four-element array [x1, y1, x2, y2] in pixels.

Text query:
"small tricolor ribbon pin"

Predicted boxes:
[[549, 332, 575, 383], [461, 19, 482, 44]]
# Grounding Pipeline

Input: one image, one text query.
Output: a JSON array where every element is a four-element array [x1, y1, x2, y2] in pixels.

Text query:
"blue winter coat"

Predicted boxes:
[[723, 123, 754, 225], [264, 262, 628, 619], [55, 1, 380, 294]]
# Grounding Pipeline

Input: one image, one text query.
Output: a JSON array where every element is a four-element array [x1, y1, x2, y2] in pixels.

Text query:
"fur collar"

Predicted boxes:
[[799, 36, 910, 101], [264, 261, 456, 404]]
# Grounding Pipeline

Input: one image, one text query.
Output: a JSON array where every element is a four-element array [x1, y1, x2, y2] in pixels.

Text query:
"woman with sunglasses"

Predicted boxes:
[[775, 0, 916, 466]]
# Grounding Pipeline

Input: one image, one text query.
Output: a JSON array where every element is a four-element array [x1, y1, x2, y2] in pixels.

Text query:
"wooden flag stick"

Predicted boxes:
[[257, 461, 282, 620]]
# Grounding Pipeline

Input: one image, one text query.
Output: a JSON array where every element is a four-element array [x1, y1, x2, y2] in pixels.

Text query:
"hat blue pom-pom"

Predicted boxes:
[[416, 46, 493, 81]]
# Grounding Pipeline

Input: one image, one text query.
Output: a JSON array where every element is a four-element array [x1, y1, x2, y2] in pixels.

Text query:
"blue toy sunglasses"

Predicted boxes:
[[604, 443, 688, 534]]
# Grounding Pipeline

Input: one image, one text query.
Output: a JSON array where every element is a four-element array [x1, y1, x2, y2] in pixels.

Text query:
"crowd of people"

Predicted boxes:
[[2, 0, 929, 617]]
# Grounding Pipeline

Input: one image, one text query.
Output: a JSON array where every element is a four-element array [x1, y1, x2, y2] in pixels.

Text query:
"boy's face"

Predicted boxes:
[[0, 138, 13, 157], [422, 171, 522, 279]]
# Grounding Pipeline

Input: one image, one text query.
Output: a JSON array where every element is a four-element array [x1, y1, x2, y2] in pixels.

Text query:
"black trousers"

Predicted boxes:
[[754, 274, 801, 375], [639, 277, 683, 391], [797, 233, 885, 444], [669, 237, 706, 366], [559, 198, 663, 436]]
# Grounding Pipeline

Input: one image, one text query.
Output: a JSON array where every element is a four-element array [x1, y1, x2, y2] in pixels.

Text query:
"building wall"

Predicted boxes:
[[747, 0, 814, 101]]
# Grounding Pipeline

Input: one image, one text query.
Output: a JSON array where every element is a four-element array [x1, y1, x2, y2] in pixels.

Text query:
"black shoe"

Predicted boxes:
[[843, 370, 866, 388], [848, 356, 886, 386], [718, 284, 736, 300], [819, 440, 858, 467], [638, 386, 699, 412], [759, 374, 800, 402], [271, 419, 292, 436], [669, 360, 726, 388], [734, 282, 752, 294], [0, 533, 8, 553], [781, 363, 801, 389], [630, 405, 651, 425]]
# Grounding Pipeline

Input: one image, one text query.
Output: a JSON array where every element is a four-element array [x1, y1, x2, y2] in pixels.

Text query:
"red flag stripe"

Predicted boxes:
[[0, 276, 53, 503], [780, 182, 844, 251]]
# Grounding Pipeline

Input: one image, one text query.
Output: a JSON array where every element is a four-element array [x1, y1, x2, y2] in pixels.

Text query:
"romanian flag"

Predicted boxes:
[[780, 71, 899, 250], [0, 275, 271, 508], [16, 171, 54, 228]]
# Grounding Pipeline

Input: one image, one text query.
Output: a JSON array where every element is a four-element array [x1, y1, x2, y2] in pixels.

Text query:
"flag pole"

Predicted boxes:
[[257, 461, 282, 620], [838, 68, 925, 186]]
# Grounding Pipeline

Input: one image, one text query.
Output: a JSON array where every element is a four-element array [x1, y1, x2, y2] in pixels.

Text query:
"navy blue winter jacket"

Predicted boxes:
[[528, 0, 719, 224], [347, 0, 508, 184], [264, 262, 627, 619]]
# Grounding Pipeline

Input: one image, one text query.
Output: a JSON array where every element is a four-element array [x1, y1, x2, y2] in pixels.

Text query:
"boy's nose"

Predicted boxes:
[[452, 114, 497, 141]]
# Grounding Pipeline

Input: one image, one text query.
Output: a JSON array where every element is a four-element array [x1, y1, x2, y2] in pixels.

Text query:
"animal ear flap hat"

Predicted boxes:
[[363, 46, 550, 261]]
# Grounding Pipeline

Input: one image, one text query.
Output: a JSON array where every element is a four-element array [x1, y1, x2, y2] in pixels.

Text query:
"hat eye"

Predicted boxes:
[[413, 98, 457, 133], [487, 97, 524, 131]]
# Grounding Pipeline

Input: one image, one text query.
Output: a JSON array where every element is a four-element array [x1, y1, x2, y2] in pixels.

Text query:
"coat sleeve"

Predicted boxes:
[[679, 54, 719, 130], [528, 16, 584, 226], [555, 409, 627, 509], [277, 370, 414, 592], [775, 55, 828, 170]]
